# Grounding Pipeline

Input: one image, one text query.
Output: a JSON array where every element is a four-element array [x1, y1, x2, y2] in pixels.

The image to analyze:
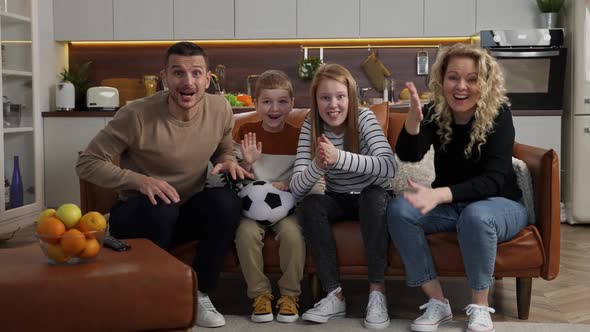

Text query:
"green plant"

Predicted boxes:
[[59, 61, 92, 109], [536, 0, 564, 13], [297, 56, 322, 81]]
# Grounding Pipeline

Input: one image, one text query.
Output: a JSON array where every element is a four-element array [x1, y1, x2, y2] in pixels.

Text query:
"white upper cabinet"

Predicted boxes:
[[297, 0, 359, 38], [174, 0, 234, 39], [53, 0, 113, 41], [476, 0, 539, 31], [235, 0, 296, 39], [114, 0, 173, 40], [424, 0, 476, 37], [360, 0, 423, 37]]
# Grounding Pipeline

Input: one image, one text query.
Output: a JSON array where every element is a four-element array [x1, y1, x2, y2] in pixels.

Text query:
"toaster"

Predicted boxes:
[[86, 86, 119, 110]]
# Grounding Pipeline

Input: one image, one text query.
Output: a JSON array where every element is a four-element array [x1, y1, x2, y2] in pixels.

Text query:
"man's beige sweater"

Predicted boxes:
[[76, 91, 236, 203]]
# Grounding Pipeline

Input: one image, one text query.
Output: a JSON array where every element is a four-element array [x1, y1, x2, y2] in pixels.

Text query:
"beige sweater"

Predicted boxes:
[[76, 91, 236, 203]]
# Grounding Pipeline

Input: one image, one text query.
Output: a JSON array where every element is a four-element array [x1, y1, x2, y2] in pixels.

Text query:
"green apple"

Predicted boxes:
[[56, 203, 82, 229], [37, 208, 57, 224]]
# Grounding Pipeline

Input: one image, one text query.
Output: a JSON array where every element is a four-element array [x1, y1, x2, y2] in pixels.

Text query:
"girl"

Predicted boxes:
[[386, 43, 527, 332], [290, 63, 396, 330]]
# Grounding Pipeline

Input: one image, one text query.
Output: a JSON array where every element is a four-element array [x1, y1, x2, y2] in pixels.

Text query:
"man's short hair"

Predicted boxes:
[[164, 42, 209, 70]]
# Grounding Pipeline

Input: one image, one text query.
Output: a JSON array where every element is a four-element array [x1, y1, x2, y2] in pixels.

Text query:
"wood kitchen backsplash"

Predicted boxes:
[[69, 43, 449, 108]]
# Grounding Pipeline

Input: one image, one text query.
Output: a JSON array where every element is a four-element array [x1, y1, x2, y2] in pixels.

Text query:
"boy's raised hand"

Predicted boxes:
[[240, 132, 262, 167], [404, 81, 423, 135]]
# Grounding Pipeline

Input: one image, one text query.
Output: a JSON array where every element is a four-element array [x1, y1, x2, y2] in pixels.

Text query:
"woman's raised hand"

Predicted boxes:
[[404, 82, 423, 135]]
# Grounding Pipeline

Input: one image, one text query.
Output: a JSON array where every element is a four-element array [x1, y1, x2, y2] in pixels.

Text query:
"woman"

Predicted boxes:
[[290, 63, 396, 329], [386, 43, 527, 332]]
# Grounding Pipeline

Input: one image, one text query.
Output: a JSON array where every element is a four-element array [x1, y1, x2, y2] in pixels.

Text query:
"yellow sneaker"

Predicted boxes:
[[251, 293, 273, 323], [276, 295, 300, 323]]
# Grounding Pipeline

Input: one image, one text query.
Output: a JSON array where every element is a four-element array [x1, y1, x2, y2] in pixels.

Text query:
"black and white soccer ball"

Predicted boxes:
[[238, 181, 296, 226]]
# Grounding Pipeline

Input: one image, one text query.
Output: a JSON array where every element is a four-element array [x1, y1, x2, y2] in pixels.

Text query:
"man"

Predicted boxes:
[[76, 42, 251, 328]]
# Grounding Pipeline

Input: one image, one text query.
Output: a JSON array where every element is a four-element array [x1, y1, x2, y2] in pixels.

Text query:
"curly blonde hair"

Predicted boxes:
[[428, 43, 509, 159]]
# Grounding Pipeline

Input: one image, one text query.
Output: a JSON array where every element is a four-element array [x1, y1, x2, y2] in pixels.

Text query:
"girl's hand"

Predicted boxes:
[[314, 137, 330, 169], [240, 132, 262, 167], [318, 134, 338, 166], [404, 82, 423, 135], [271, 181, 289, 191], [403, 178, 439, 215]]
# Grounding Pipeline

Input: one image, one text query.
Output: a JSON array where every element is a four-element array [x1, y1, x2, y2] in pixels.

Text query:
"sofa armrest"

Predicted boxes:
[[513, 142, 560, 280]]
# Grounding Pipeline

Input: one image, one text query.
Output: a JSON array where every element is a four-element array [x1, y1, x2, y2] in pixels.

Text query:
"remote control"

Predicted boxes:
[[103, 236, 131, 252]]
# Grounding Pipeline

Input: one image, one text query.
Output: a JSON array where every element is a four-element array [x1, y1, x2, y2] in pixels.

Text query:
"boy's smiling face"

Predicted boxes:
[[254, 89, 294, 133]]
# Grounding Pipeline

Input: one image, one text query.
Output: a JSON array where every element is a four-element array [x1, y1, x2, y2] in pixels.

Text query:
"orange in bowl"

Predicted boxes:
[[37, 226, 107, 265], [37, 217, 66, 244]]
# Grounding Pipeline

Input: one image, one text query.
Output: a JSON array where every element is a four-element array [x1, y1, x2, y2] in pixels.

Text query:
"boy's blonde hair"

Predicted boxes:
[[254, 70, 294, 99], [309, 63, 360, 157], [428, 43, 509, 159]]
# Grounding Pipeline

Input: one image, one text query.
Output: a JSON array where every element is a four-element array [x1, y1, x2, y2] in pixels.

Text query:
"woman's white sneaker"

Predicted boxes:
[[301, 287, 346, 323], [364, 291, 390, 329], [465, 304, 495, 332], [196, 291, 226, 328], [410, 298, 453, 332]]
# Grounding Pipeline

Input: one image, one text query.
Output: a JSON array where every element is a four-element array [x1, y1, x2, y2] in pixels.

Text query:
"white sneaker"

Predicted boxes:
[[196, 291, 226, 328], [465, 304, 495, 332], [301, 286, 346, 323], [410, 298, 453, 332], [364, 291, 390, 329]]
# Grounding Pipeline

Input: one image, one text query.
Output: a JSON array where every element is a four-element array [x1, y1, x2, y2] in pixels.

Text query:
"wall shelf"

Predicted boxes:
[[1, 69, 32, 77], [3, 127, 34, 133], [0, 11, 31, 25]]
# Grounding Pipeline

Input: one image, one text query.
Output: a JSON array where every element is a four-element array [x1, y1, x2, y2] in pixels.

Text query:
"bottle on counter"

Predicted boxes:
[[4, 176, 9, 210], [9, 155, 23, 208]]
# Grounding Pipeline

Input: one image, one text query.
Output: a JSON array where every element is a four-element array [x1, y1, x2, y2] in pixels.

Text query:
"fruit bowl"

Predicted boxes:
[[37, 228, 107, 265], [36, 205, 109, 265]]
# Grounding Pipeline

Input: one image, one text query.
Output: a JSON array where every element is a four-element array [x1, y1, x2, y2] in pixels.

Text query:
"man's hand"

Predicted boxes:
[[271, 180, 289, 191], [139, 176, 180, 205], [240, 132, 262, 169], [211, 160, 255, 181]]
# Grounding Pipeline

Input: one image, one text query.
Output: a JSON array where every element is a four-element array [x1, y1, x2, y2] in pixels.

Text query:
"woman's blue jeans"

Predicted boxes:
[[386, 196, 528, 291]]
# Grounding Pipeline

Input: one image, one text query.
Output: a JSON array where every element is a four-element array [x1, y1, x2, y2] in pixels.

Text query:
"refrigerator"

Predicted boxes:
[[562, 0, 590, 224]]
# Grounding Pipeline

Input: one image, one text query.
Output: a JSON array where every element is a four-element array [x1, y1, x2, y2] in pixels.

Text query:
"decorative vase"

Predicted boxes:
[[9, 155, 23, 208], [540, 12, 558, 29]]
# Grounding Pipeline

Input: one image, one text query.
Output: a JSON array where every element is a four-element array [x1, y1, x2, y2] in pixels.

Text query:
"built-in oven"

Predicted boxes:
[[480, 29, 566, 110]]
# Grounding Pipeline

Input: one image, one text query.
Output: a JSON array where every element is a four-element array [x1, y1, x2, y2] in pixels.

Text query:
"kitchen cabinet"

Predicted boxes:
[[297, 0, 359, 38], [424, 0, 476, 37], [174, 0, 234, 40], [43, 117, 112, 208], [114, 0, 173, 40], [476, 0, 539, 31], [360, 0, 423, 37], [53, 0, 113, 41], [235, 0, 296, 39], [1, 0, 43, 236]]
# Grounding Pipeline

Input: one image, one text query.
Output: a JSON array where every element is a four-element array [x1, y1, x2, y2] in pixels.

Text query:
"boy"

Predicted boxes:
[[234, 70, 304, 323]]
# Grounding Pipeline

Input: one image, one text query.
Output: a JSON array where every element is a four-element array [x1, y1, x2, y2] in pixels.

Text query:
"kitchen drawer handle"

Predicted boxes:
[[490, 50, 560, 58]]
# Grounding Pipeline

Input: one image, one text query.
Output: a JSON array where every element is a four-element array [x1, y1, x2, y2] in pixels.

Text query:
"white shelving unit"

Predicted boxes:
[[0, 0, 42, 237]]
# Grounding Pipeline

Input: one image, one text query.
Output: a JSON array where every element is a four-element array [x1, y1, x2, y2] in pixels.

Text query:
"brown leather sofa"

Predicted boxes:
[[79, 102, 560, 320]]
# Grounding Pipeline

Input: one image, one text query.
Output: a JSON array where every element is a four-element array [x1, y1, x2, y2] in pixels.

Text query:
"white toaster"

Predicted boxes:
[[86, 86, 119, 110]]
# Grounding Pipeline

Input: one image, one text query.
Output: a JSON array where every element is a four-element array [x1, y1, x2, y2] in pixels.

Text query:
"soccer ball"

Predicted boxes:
[[238, 181, 296, 226]]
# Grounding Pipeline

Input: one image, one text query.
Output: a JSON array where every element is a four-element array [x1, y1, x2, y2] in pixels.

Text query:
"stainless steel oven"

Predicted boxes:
[[480, 29, 566, 110]]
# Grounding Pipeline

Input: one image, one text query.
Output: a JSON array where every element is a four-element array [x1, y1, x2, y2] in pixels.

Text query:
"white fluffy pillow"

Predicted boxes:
[[391, 147, 435, 195], [512, 157, 536, 224]]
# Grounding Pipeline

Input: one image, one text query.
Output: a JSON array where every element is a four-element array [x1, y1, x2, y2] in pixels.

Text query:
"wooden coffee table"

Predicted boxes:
[[0, 239, 196, 332]]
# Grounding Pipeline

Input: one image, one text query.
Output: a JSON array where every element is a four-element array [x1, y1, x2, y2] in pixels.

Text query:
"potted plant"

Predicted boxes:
[[536, 0, 564, 28], [59, 61, 92, 110]]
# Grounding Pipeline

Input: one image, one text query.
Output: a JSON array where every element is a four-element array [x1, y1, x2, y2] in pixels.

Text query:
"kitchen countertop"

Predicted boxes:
[[41, 108, 563, 117]]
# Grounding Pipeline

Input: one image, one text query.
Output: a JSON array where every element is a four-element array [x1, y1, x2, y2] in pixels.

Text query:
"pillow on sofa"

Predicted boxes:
[[391, 147, 435, 196], [512, 157, 536, 224]]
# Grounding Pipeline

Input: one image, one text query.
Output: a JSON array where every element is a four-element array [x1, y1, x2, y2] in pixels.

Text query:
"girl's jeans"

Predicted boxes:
[[299, 185, 392, 292], [386, 196, 528, 290]]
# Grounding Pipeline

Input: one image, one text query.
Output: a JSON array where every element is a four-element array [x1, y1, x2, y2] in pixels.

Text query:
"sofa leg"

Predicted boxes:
[[516, 277, 532, 320], [310, 274, 320, 303]]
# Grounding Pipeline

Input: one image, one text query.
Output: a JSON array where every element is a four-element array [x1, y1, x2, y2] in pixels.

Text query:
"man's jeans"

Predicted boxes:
[[299, 185, 392, 292], [386, 196, 528, 290]]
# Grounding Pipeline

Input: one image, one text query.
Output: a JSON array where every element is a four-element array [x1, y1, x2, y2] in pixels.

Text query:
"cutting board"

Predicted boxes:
[[101, 78, 146, 106]]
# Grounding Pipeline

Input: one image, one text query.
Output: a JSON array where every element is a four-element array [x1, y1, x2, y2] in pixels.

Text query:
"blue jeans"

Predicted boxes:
[[386, 196, 528, 291]]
